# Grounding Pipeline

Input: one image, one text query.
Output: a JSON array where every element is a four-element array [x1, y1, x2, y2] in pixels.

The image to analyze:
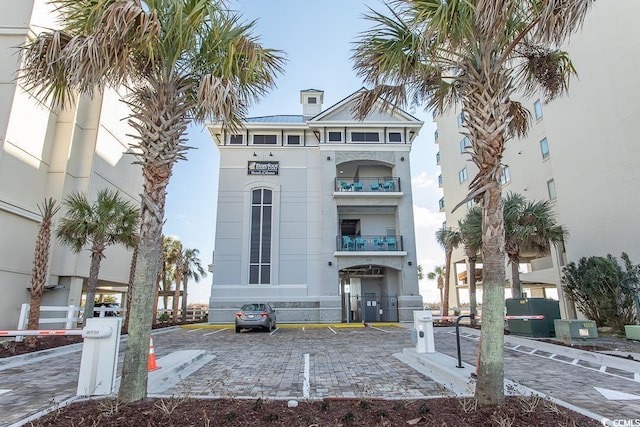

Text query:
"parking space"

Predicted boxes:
[[152, 326, 448, 400]]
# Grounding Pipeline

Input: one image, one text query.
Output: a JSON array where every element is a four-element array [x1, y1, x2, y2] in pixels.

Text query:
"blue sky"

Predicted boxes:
[[163, 0, 445, 304]]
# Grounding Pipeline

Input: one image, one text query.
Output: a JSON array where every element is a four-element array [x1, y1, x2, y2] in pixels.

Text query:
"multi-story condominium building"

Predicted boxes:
[[0, 1, 141, 330], [207, 89, 424, 323], [435, 0, 640, 318]]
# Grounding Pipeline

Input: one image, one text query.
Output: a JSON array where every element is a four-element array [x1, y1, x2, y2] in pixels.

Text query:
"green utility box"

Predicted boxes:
[[554, 319, 598, 344], [505, 298, 561, 338], [624, 325, 640, 341]]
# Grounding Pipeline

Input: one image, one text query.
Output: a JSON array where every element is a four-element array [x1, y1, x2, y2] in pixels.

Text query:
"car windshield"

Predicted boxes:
[[241, 304, 265, 312]]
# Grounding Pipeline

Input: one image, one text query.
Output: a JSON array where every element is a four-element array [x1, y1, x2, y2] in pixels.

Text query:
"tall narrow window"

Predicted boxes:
[[500, 165, 511, 185], [547, 179, 557, 200], [458, 167, 468, 183], [534, 100, 543, 120], [540, 138, 550, 159], [457, 111, 465, 127], [249, 189, 272, 284], [459, 137, 470, 153]]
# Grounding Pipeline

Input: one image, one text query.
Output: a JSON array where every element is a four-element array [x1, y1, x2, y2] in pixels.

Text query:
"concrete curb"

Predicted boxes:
[[147, 350, 215, 394]]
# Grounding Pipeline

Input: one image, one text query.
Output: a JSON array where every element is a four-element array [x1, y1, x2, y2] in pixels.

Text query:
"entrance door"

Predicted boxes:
[[362, 293, 380, 322]]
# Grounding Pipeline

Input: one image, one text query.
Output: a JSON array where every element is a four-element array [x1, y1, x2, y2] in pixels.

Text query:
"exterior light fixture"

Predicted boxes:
[[326, 156, 331, 161], [313, 130, 321, 141], [328, 261, 332, 266], [253, 152, 257, 157], [269, 152, 273, 157], [408, 261, 413, 266]]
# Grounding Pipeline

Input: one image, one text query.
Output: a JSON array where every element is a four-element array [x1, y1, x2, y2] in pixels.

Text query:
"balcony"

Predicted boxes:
[[336, 235, 404, 253], [334, 177, 400, 193]]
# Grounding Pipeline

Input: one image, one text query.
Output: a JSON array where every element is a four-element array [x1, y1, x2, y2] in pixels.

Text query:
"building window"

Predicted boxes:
[[253, 135, 277, 145], [436, 151, 440, 164], [438, 174, 443, 186], [547, 179, 557, 200], [466, 199, 475, 208], [308, 97, 317, 104], [249, 189, 272, 284], [328, 131, 342, 142], [351, 132, 380, 142], [439, 197, 445, 210], [458, 167, 468, 183], [434, 130, 439, 141], [230, 134, 243, 145], [540, 138, 549, 159], [534, 99, 543, 120], [457, 111, 465, 127], [388, 132, 402, 142], [500, 165, 511, 185], [459, 137, 470, 153], [287, 135, 300, 145]]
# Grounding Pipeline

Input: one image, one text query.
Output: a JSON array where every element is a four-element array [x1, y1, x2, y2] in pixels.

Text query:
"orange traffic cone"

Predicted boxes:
[[148, 337, 160, 372]]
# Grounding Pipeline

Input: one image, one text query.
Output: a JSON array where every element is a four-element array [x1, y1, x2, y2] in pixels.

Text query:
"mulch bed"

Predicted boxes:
[[30, 396, 601, 426]]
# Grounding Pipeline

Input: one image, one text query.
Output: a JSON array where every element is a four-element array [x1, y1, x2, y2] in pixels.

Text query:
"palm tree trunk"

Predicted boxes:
[[468, 256, 478, 325], [442, 249, 453, 316], [181, 276, 188, 323], [124, 243, 138, 332], [476, 183, 506, 405], [83, 249, 104, 324], [172, 276, 181, 323], [511, 258, 522, 298], [118, 179, 167, 403]]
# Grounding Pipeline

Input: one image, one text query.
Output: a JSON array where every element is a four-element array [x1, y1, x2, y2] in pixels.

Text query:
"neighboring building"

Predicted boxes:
[[435, 0, 640, 318], [0, 1, 142, 330], [207, 89, 424, 323]]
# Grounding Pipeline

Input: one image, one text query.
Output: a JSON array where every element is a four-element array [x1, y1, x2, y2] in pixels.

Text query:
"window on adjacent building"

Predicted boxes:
[[351, 132, 380, 142], [457, 111, 465, 127], [438, 174, 443, 186], [434, 129, 439, 141], [547, 179, 557, 200], [388, 132, 402, 142], [436, 151, 440, 164], [466, 199, 475, 208], [459, 137, 470, 153], [253, 134, 277, 145], [458, 167, 468, 183], [287, 135, 300, 145], [534, 99, 543, 120], [308, 97, 317, 104], [230, 134, 243, 145], [439, 197, 445, 210], [249, 189, 272, 284], [540, 138, 549, 159], [500, 165, 511, 185], [328, 131, 342, 142]]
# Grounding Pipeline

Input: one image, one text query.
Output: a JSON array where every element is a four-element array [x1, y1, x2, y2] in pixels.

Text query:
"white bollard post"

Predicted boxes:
[[15, 303, 30, 343], [413, 310, 435, 354], [76, 317, 121, 396]]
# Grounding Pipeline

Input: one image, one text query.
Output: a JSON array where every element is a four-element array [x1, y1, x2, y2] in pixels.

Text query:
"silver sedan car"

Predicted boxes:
[[235, 303, 277, 333]]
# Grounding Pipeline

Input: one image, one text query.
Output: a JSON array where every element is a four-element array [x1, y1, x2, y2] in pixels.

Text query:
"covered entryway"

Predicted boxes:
[[339, 265, 399, 322]]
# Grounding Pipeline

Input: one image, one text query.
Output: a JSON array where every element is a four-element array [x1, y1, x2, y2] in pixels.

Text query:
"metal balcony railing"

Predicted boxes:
[[336, 235, 404, 252], [334, 177, 400, 192]]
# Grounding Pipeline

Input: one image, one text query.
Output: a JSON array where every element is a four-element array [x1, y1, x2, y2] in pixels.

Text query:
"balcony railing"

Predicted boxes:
[[336, 235, 404, 252], [334, 177, 400, 192]]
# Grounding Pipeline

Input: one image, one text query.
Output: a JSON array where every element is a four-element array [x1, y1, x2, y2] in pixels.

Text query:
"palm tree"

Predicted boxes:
[[20, 0, 285, 402], [352, 0, 592, 405], [159, 236, 182, 318], [503, 193, 567, 298], [57, 190, 139, 324], [178, 248, 207, 323], [435, 228, 461, 316], [459, 206, 482, 320], [427, 266, 446, 315], [25, 199, 60, 350]]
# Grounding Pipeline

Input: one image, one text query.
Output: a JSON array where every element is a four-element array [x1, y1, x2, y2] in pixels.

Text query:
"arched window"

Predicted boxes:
[[249, 189, 272, 284]]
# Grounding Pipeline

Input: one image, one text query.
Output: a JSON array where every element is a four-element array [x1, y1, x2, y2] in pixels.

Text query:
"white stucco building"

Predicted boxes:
[[435, 0, 640, 318], [0, 1, 141, 330], [208, 89, 424, 323]]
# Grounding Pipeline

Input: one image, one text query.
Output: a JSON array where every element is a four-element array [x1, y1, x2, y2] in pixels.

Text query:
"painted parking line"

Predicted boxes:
[[203, 329, 228, 337], [368, 325, 390, 333], [186, 328, 203, 333], [303, 353, 310, 399], [328, 326, 338, 334], [0, 389, 10, 395], [269, 327, 279, 336]]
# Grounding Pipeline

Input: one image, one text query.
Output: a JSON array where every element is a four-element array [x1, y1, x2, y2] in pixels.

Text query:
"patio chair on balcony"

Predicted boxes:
[[382, 180, 395, 191], [354, 236, 366, 250], [352, 182, 363, 191], [340, 181, 353, 191], [386, 237, 397, 250], [370, 182, 380, 191], [374, 238, 386, 251], [342, 235, 355, 251]]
